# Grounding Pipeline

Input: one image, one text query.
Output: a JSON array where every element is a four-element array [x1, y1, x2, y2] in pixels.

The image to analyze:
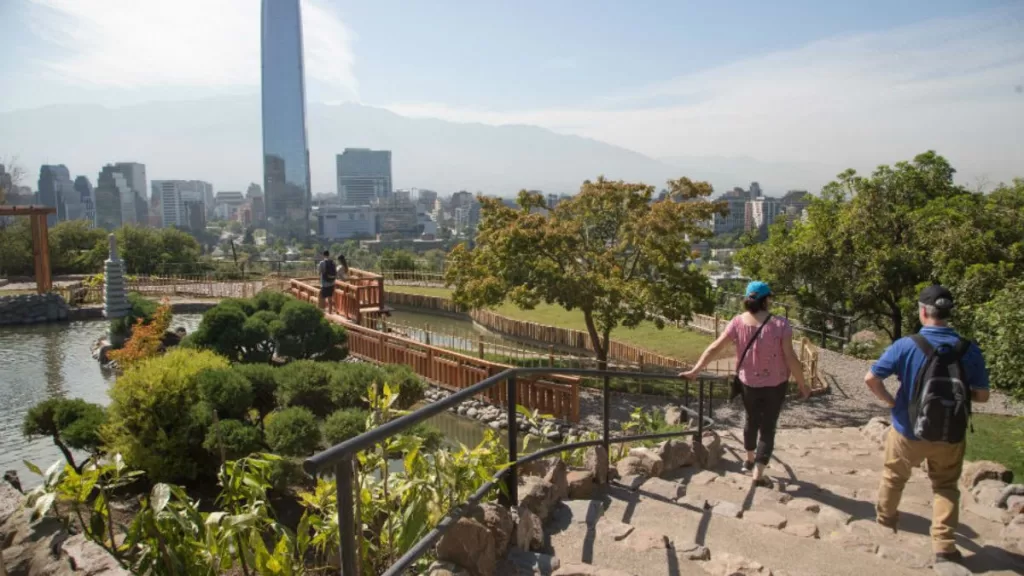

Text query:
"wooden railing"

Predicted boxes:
[[345, 322, 580, 422], [289, 268, 386, 323]]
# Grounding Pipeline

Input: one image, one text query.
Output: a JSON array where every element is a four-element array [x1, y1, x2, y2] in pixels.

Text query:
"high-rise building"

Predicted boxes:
[[0, 164, 13, 201], [711, 188, 748, 235], [745, 197, 781, 232], [374, 196, 419, 238], [337, 148, 392, 205], [261, 0, 312, 236], [71, 176, 95, 223], [153, 181, 186, 228], [94, 166, 131, 231], [38, 165, 74, 225], [415, 189, 437, 211], [113, 162, 147, 226], [748, 182, 762, 200], [215, 191, 246, 220]]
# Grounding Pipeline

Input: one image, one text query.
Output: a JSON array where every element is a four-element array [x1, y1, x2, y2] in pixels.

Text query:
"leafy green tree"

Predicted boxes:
[[23, 398, 106, 471], [974, 280, 1024, 399], [0, 219, 33, 275], [272, 299, 348, 360], [196, 368, 254, 421], [231, 363, 279, 425], [445, 177, 723, 365], [48, 220, 107, 274], [379, 249, 417, 271], [202, 419, 264, 462]]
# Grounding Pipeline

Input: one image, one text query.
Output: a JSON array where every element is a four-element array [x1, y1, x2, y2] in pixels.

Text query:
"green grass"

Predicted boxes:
[[965, 414, 1024, 481], [388, 284, 713, 362]]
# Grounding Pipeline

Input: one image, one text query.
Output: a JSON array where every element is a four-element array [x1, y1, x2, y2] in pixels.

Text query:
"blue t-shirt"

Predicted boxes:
[[870, 326, 989, 440]]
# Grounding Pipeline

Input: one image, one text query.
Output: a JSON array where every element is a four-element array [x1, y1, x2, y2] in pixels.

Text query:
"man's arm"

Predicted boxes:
[[864, 372, 896, 408], [967, 343, 990, 404], [864, 342, 900, 408]]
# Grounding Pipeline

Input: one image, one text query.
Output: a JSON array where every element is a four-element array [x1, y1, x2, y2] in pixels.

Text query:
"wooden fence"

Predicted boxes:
[[58, 275, 269, 305], [344, 322, 580, 422]]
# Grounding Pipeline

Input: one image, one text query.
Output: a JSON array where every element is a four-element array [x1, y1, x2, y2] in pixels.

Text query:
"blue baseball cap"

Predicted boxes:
[[745, 281, 773, 299]]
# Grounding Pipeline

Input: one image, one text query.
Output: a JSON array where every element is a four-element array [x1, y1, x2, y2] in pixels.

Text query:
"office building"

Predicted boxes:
[[711, 188, 748, 235], [71, 176, 95, 223], [94, 166, 131, 230], [215, 190, 246, 220], [337, 148, 392, 205], [745, 196, 781, 232], [374, 196, 419, 238], [113, 162, 147, 226], [316, 205, 377, 240], [454, 201, 481, 236], [38, 165, 75, 225], [153, 180, 191, 229], [415, 189, 437, 211], [451, 190, 474, 210], [261, 0, 312, 236]]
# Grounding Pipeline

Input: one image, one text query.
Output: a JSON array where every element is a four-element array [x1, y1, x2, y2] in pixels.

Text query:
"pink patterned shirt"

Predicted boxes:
[[725, 314, 793, 388]]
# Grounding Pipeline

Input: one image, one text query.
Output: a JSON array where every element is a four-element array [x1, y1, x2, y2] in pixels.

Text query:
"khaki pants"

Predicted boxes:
[[876, 427, 965, 554]]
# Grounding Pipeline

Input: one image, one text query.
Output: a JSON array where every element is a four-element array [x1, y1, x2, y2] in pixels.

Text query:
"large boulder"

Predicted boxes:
[[544, 459, 569, 502], [1003, 514, 1024, 554], [626, 447, 664, 477], [467, 503, 515, 558], [584, 446, 609, 484], [656, 439, 694, 472], [694, 431, 723, 470], [860, 417, 890, 448], [519, 476, 558, 521], [566, 470, 596, 500], [961, 461, 1014, 492], [513, 506, 544, 551], [971, 479, 1010, 508], [436, 517, 496, 576]]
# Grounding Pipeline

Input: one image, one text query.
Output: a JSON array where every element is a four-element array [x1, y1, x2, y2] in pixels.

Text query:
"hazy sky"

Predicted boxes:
[[2, 0, 1023, 188]]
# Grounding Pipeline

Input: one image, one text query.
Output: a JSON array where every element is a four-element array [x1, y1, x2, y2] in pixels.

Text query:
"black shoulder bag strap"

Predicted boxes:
[[730, 314, 772, 400]]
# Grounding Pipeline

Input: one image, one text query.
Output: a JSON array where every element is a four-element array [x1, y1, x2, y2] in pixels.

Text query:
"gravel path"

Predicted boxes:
[[575, 347, 1023, 433]]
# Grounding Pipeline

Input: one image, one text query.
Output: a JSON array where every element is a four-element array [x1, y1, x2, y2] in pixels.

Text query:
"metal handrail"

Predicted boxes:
[[303, 368, 727, 576]]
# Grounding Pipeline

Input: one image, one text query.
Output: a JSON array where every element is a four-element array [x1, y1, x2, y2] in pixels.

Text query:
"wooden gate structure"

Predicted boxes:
[[0, 205, 57, 294]]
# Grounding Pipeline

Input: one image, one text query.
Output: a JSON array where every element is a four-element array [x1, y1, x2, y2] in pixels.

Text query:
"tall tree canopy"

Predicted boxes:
[[445, 176, 725, 364], [736, 152, 1024, 343]]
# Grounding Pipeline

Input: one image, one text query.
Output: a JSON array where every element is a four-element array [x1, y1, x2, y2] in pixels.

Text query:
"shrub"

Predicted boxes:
[[190, 303, 249, 359], [108, 300, 173, 368], [406, 422, 444, 452], [382, 364, 427, 409], [196, 368, 254, 421], [975, 281, 1024, 400], [273, 300, 347, 360], [23, 398, 106, 469], [265, 407, 322, 456], [254, 290, 290, 313], [104, 348, 229, 482], [274, 361, 338, 417], [232, 363, 278, 421], [111, 293, 160, 339], [203, 419, 264, 461], [331, 363, 385, 409], [323, 408, 368, 445]]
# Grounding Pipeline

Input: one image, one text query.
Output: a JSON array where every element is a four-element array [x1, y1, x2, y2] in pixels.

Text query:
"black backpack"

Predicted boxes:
[[321, 259, 337, 283], [908, 334, 972, 443]]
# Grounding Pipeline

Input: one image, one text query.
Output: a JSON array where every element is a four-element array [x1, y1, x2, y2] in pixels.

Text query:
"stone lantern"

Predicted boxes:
[[103, 234, 131, 346]]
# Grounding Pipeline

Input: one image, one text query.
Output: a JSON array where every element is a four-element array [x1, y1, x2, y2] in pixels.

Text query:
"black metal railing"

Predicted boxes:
[[303, 368, 724, 576]]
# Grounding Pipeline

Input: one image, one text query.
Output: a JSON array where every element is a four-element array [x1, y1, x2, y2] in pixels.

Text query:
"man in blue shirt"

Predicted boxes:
[[864, 285, 990, 564]]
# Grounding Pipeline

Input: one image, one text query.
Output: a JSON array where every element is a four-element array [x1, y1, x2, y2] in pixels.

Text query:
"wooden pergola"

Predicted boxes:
[[0, 205, 56, 294]]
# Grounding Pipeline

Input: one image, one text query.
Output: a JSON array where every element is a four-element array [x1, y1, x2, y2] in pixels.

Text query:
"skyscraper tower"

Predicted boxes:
[[261, 0, 312, 238]]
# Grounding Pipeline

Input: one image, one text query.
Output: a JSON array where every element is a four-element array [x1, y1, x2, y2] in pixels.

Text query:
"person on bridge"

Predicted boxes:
[[337, 254, 350, 282], [864, 285, 989, 565], [681, 281, 810, 486], [317, 250, 338, 315]]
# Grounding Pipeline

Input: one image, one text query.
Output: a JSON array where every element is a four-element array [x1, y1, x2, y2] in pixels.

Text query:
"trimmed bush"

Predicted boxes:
[[196, 368, 254, 421], [331, 363, 385, 409], [274, 361, 337, 417], [232, 363, 279, 420], [273, 300, 347, 361], [203, 419, 264, 461], [265, 407, 322, 457], [254, 290, 290, 313], [104, 348, 229, 482], [382, 364, 427, 409], [111, 292, 159, 339], [323, 408, 368, 446], [23, 398, 107, 468]]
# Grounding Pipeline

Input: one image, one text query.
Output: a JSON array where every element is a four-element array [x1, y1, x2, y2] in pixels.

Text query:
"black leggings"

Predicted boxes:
[[742, 382, 787, 466]]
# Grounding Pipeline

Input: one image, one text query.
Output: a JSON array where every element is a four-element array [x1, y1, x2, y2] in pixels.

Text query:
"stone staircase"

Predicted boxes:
[[538, 423, 1024, 576]]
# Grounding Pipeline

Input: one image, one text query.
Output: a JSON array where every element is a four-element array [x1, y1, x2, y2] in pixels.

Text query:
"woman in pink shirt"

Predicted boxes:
[[682, 281, 809, 484]]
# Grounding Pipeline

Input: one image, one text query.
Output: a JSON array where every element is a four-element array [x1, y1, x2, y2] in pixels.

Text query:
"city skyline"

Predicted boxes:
[[1, 1, 1019, 196]]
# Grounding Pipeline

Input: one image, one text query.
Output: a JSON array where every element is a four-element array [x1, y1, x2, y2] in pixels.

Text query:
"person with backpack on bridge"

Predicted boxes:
[[864, 284, 990, 566], [317, 250, 338, 315]]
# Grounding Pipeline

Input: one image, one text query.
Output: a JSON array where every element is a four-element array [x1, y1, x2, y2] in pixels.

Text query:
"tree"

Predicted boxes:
[[23, 398, 107, 472], [974, 280, 1024, 399], [0, 155, 26, 206], [48, 220, 107, 274], [445, 176, 724, 365]]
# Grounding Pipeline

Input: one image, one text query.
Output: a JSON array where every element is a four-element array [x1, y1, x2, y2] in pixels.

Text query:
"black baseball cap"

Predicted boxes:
[[919, 285, 955, 310]]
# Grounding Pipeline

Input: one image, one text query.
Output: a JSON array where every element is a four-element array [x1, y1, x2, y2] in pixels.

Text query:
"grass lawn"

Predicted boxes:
[[388, 284, 713, 362], [966, 413, 1024, 481]]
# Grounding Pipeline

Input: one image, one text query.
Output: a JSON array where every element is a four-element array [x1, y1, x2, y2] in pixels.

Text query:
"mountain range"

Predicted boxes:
[[1, 97, 839, 197]]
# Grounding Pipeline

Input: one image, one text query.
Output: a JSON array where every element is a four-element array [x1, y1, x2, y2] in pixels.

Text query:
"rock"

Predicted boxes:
[[960, 461, 1013, 492], [932, 562, 973, 576], [786, 498, 821, 513], [467, 503, 515, 557], [816, 506, 852, 534], [554, 564, 636, 576], [695, 431, 723, 469], [427, 561, 470, 576], [656, 439, 694, 472], [640, 477, 685, 500], [617, 475, 645, 491], [520, 476, 558, 521], [584, 446, 609, 485], [826, 531, 878, 554], [700, 552, 771, 575], [467, 408, 479, 418], [665, 406, 684, 426], [711, 501, 743, 519], [875, 546, 930, 569], [566, 470, 596, 500], [1002, 514, 1024, 554], [744, 510, 787, 530], [687, 470, 719, 486], [489, 421, 502, 430], [436, 517, 496, 576], [596, 521, 634, 541], [675, 541, 711, 561], [861, 417, 890, 447], [615, 457, 646, 478], [972, 479, 1009, 507], [678, 495, 709, 510], [1007, 495, 1024, 517], [545, 459, 570, 502], [997, 485, 1024, 509], [626, 447, 664, 477], [553, 500, 603, 527], [782, 522, 818, 539], [623, 528, 670, 551], [63, 534, 133, 574], [502, 548, 560, 576], [966, 500, 1010, 524], [514, 506, 544, 551]]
